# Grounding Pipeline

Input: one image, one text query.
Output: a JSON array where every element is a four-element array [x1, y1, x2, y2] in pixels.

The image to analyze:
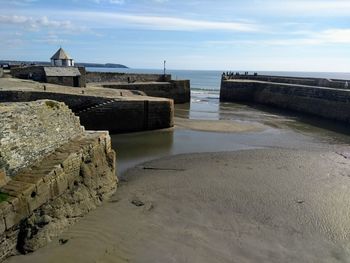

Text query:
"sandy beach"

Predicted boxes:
[[5, 100, 350, 263], [5, 148, 350, 263]]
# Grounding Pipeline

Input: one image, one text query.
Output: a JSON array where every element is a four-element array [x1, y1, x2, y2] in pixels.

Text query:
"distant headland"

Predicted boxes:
[[0, 60, 128, 69]]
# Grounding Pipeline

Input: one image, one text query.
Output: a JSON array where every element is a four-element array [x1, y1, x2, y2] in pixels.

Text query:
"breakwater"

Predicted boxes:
[[0, 81, 174, 133], [100, 80, 190, 104], [0, 100, 117, 260], [229, 74, 350, 89], [87, 71, 191, 104], [86, 72, 171, 83], [220, 75, 350, 123]]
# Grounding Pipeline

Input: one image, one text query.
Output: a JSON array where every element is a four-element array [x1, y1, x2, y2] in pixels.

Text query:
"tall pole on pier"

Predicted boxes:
[[163, 60, 166, 76]]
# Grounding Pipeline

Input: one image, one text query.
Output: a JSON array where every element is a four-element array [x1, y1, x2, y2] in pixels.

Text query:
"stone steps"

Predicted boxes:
[[77, 99, 116, 114]]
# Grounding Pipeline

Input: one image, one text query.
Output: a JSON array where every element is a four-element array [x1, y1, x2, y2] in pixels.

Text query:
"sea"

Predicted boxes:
[[86, 67, 350, 175]]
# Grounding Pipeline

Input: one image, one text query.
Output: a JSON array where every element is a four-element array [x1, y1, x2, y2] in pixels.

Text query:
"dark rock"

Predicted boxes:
[[131, 199, 144, 207]]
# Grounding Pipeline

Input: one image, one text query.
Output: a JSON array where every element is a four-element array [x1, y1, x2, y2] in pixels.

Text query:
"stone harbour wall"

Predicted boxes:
[[0, 90, 174, 133], [0, 100, 84, 177], [79, 99, 174, 133], [101, 79, 191, 104], [86, 71, 172, 83], [227, 75, 350, 89], [220, 79, 350, 123], [0, 90, 109, 113]]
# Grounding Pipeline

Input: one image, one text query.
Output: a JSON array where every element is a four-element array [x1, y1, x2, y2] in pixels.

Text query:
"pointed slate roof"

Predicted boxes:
[[50, 48, 72, 60]]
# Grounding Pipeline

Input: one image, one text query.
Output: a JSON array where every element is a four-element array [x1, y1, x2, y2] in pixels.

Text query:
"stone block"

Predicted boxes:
[[107, 151, 116, 173], [1, 180, 35, 199], [0, 170, 9, 187], [13, 172, 44, 185], [27, 180, 51, 212], [1, 199, 19, 230], [0, 216, 5, 235], [98, 131, 112, 153], [50, 172, 68, 199], [35, 179, 51, 198], [8, 196, 30, 222]]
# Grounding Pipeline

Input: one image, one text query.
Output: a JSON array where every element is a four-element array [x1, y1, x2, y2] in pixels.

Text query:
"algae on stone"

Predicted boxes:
[[0, 192, 8, 203]]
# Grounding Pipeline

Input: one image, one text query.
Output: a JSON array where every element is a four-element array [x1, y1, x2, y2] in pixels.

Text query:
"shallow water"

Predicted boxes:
[[112, 100, 350, 176]]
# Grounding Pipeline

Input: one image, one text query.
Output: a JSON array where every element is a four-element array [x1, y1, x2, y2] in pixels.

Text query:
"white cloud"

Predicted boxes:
[[207, 28, 350, 47], [262, 0, 350, 16], [109, 0, 125, 4], [0, 15, 87, 33], [315, 29, 350, 44], [268, 29, 350, 45], [69, 11, 261, 32], [90, 0, 125, 4], [92, 0, 167, 4], [0, 0, 37, 5], [34, 32, 69, 45]]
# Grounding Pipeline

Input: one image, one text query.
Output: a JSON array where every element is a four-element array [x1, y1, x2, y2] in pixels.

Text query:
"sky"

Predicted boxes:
[[0, 0, 349, 71]]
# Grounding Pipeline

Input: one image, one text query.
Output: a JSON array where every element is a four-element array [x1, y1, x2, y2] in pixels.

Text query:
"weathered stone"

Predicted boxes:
[[50, 172, 68, 199], [0, 100, 84, 177], [0, 180, 35, 199], [0, 170, 9, 188], [0, 217, 5, 235], [2, 200, 18, 230], [0, 101, 117, 260]]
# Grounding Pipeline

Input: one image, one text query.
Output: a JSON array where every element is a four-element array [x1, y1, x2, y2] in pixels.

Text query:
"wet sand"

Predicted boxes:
[[5, 102, 350, 263], [174, 117, 267, 133], [6, 149, 350, 263]]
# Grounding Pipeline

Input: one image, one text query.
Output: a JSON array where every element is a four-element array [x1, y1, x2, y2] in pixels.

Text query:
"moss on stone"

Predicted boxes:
[[45, 100, 60, 109], [0, 192, 8, 203]]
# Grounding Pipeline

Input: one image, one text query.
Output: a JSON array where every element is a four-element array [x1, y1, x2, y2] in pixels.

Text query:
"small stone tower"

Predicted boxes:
[[50, 47, 75, 67]]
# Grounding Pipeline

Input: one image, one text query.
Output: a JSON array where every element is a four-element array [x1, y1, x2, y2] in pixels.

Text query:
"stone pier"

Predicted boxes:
[[220, 75, 350, 123], [86, 71, 191, 104], [0, 78, 174, 133]]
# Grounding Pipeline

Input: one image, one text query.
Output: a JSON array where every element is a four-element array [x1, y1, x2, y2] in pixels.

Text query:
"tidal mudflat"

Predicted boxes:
[[6, 102, 350, 263]]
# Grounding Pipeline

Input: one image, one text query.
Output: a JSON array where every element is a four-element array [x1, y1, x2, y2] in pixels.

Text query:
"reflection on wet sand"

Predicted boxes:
[[111, 129, 174, 175], [111, 101, 350, 178]]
